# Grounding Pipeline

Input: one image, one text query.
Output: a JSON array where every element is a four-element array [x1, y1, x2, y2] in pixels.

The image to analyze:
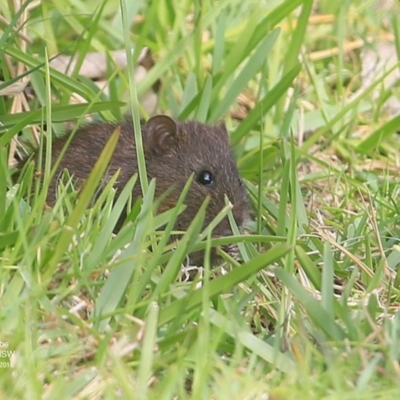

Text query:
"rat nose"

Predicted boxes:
[[233, 205, 248, 229]]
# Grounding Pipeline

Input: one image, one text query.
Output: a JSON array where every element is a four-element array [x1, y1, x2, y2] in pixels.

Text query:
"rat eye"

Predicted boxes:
[[197, 170, 214, 186]]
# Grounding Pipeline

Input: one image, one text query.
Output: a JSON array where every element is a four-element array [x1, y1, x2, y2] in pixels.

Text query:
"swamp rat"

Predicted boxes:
[[21, 115, 249, 264]]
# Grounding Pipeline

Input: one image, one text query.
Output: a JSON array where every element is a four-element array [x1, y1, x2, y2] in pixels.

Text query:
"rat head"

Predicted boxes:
[[142, 115, 249, 263]]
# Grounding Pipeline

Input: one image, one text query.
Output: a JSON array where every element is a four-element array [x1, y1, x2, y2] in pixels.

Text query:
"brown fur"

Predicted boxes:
[[23, 115, 249, 264]]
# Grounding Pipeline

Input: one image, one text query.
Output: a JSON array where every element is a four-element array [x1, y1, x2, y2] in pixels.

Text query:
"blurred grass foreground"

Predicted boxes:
[[1, 0, 400, 399]]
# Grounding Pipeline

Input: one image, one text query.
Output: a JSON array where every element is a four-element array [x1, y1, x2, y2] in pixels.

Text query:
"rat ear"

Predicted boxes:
[[144, 115, 178, 154], [215, 120, 229, 139], [215, 120, 227, 130]]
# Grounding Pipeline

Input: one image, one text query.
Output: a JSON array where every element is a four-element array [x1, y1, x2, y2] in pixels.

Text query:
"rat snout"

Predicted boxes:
[[232, 204, 249, 231], [212, 215, 238, 238]]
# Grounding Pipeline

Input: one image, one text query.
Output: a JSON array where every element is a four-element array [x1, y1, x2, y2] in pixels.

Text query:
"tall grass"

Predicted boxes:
[[1, 0, 400, 398]]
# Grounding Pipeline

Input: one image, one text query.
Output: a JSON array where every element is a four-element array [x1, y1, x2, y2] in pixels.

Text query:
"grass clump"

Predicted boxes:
[[2, 0, 400, 399]]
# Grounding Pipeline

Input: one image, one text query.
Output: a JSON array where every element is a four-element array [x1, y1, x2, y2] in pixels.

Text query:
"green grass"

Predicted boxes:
[[2, 0, 400, 398]]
